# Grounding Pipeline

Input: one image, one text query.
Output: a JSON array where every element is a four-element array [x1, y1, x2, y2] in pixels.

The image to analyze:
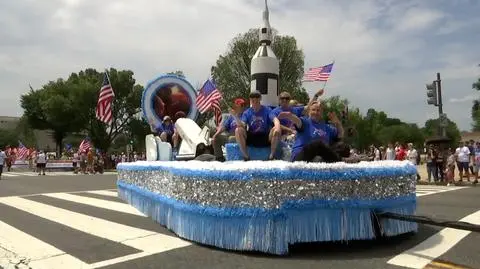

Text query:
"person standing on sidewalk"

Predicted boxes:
[[36, 150, 47, 176], [0, 148, 6, 180]]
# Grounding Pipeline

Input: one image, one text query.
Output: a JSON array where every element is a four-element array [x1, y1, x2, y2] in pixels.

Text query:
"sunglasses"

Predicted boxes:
[[280, 97, 291, 100]]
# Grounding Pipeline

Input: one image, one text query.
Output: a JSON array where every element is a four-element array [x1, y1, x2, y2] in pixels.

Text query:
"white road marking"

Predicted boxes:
[[416, 185, 467, 197], [85, 190, 119, 197], [387, 210, 480, 269], [0, 195, 191, 268], [42, 193, 145, 216], [89, 234, 192, 268], [0, 220, 88, 269], [0, 197, 154, 242]]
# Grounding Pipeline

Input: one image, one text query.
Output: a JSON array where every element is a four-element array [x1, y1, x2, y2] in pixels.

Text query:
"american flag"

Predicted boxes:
[[196, 79, 222, 114], [213, 106, 222, 126], [16, 141, 29, 160], [78, 138, 91, 153], [96, 72, 115, 125], [303, 62, 334, 82]]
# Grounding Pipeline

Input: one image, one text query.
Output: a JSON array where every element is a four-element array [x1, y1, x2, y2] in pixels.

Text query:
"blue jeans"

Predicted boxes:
[[427, 162, 437, 181]]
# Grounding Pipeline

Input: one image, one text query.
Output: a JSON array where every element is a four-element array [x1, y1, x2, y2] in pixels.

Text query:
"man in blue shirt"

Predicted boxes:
[[211, 98, 246, 161], [278, 101, 344, 162], [269, 91, 305, 136], [233, 91, 281, 161]]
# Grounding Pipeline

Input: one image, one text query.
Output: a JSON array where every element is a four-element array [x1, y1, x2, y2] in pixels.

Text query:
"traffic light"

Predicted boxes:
[[426, 81, 438, 106]]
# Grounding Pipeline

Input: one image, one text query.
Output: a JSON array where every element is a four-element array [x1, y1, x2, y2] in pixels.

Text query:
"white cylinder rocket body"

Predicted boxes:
[[250, 45, 279, 107], [250, 0, 279, 107]]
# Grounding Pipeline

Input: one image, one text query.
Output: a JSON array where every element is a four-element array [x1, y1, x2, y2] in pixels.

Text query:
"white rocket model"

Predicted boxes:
[[250, 0, 279, 107]]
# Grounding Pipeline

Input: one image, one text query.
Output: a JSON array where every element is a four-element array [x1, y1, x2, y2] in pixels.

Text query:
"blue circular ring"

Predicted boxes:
[[142, 75, 198, 126]]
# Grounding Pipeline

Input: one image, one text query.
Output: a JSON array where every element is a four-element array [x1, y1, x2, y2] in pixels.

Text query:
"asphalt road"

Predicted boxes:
[[0, 172, 478, 269]]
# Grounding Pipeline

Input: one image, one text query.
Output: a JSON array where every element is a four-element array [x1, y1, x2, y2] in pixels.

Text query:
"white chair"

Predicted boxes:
[[175, 118, 211, 160], [155, 136, 173, 161], [145, 134, 158, 161]]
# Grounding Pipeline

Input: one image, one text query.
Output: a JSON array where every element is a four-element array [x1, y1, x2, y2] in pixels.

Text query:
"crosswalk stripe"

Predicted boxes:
[[0, 197, 153, 243], [415, 186, 467, 197], [387, 210, 480, 269], [1, 173, 19, 177], [85, 190, 119, 197], [0, 195, 192, 268], [42, 193, 145, 216], [0, 220, 88, 269]]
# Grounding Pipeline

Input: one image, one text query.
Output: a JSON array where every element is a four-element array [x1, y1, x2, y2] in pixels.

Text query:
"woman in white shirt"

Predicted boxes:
[[455, 142, 471, 182]]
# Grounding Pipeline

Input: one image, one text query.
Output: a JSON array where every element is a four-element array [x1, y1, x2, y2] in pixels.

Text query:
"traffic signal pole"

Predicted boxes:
[[436, 73, 446, 137]]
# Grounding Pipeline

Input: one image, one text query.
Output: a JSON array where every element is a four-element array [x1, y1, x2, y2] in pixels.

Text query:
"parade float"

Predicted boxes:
[[116, 0, 418, 255]]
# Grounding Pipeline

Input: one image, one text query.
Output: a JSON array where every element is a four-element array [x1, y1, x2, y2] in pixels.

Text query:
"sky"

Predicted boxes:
[[0, 0, 479, 131]]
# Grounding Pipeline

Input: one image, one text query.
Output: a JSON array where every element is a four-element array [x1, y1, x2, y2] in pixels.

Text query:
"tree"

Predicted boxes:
[[471, 100, 480, 131], [21, 79, 85, 154], [21, 68, 143, 154], [15, 116, 37, 147], [423, 118, 461, 147], [471, 74, 480, 131], [0, 129, 17, 148], [125, 118, 151, 152], [212, 29, 309, 107], [167, 71, 185, 78], [68, 68, 143, 152]]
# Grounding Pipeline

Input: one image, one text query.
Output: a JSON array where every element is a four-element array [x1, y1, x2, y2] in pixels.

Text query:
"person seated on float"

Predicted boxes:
[[233, 91, 281, 161], [211, 98, 246, 161], [277, 101, 344, 162], [270, 92, 304, 138], [270, 89, 325, 140], [149, 116, 175, 146]]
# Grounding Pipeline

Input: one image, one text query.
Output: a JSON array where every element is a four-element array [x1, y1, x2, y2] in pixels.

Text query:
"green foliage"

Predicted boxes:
[[22, 68, 144, 153], [124, 117, 151, 152], [471, 74, 480, 130], [319, 97, 426, 150], [167, 71, 185, 78], [0, 129, 17, 148], [471, 100, 480, 131], [422, 118, 461, 147], [472, 74, 480, 131], [15, 116, 37, 147], [21, 80, 85, 153], [212, 28, 309, 107], [473, 77, 480, 91]]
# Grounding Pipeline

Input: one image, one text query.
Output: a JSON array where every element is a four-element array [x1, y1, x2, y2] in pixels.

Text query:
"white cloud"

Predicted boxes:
[[395, 8, 444, 32], [0, 0, 479, 131], [449, 94, 478, 103]]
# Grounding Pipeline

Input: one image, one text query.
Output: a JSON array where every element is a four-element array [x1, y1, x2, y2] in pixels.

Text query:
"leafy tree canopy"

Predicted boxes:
[[21, 68, 143, 153], [212, 28, 309, 107]]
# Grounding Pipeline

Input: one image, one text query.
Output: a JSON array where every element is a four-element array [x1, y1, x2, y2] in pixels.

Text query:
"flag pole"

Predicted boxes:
[[103, 68, 114, 128], [320, 59, 335, 91], [208, 71, 232, 112]]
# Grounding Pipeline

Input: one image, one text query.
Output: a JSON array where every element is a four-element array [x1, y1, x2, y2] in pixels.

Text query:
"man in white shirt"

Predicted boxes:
[[407, 143, 418, 165], [0, 148, 6, 179], [455, 141, 471, 181], [385, 143, 396, 160]]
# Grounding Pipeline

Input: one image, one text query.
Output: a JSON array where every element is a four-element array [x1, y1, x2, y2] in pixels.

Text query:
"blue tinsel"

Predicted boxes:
[[117, 180, 417, 255], [117, 161, 417, 182]]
